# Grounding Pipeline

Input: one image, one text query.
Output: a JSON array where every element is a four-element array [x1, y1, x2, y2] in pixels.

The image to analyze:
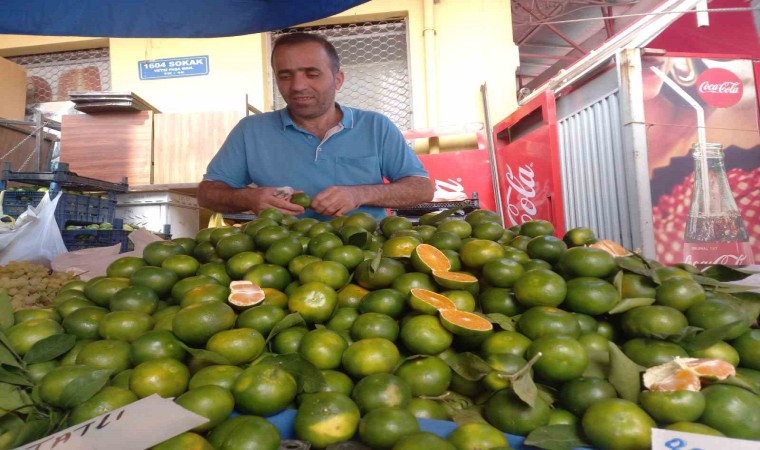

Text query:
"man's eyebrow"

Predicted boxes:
[[277, 66, 321, 74]]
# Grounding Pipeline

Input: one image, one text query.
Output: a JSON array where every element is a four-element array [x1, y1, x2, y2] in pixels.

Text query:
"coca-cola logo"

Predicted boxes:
[[504, 163, 537, 226], [433, 178, 464, 196], [696, 68, 743, 108]]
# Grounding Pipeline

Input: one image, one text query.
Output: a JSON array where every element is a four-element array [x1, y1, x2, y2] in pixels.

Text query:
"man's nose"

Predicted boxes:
[[291, 72, 308, 90]]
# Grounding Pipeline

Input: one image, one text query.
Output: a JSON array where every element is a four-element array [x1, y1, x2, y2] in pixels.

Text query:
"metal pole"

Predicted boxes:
[[34, 111, 42, 171], [480, 82, 504, 225]]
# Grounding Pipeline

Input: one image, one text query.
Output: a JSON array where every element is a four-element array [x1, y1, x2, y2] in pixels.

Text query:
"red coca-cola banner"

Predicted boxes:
[[643, 54, 760, 265], [417, 150, 496, 212], [492, 91, 564, 235]]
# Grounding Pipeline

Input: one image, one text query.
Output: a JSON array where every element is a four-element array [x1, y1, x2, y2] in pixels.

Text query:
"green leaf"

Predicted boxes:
[[701, 265, 757, 282], [0, 291, 13, 332], [23, 334, 76, 364], [536, 387, 557, 407], [10, 418, 52, 449], [485, 313, 515, 331], [681, 320, 745, 352], [369, 249, 383, 275], [508, 350, 542, 407], [181, 346, 231, 365], [667, 326, 703, 345], [57, 369, 110, 408], [348, 231, 370, 249], [0, 367, 32, 387], [438, 351, 490, 382], [615, 255, 654, 278], [265, 313, 306, 343], [524, 424, 591, 450], [0, 334, 21, 368], [265, 353, 326, 393], [607, 297, 655, 314], [426, 207, 464, 226], [446, 405, 487, 425], [607, 342, 644, 402], [613, 270, 624, 296], [511, 371, 538, 408], [725, 292, 760, 321], [438, 391, 476, 412], [689, 274, 760, 293], [0, 383, 28, 411]]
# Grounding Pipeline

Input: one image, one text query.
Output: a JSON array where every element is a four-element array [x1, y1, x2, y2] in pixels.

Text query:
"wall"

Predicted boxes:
[[0, 0, 518, 131], [109, 35, 266, 113]]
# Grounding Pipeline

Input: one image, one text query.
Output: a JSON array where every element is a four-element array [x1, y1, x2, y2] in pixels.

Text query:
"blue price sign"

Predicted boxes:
[[138, 56, 209, 80]]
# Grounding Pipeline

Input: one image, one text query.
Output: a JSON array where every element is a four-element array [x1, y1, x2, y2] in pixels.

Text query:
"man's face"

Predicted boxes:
[[272, 42, 344, 121]]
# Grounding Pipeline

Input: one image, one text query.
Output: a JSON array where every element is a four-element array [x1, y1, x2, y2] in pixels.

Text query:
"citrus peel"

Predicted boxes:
[[643, 357, 735, 392]]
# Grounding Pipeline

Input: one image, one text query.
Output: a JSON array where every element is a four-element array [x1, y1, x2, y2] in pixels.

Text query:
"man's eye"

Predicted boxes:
[[307, 72, 320, 78], [278, 74, 291, 80]]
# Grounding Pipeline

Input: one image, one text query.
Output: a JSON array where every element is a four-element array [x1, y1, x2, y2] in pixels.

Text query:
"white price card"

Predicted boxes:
[[652, 428, 760, 450], [17, 394, 208, 450]]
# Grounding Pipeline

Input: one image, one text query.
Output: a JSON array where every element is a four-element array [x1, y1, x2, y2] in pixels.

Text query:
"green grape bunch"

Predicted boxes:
[[0, 261, 80, 310]]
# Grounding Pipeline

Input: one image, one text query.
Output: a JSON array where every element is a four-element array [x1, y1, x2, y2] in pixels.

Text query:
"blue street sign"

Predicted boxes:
[[138, 56, 209, 80]]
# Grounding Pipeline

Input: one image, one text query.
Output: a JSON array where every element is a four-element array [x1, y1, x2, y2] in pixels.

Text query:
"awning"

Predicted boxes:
[[1, 0, 370, 38]]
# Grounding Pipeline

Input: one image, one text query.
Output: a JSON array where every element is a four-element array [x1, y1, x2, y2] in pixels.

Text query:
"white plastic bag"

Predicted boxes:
[[0, 192, 68, 268]]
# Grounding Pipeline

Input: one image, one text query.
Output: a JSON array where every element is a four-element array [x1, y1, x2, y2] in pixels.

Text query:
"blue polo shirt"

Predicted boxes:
[[204, 104, 428, 221]]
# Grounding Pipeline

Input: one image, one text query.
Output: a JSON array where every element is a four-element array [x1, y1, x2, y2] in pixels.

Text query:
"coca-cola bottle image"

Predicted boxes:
[[683, 142, 754, 266]]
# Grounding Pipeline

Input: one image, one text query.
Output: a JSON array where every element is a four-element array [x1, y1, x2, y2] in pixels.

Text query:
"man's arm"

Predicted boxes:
[[311, 176, 434, 217], [197, 180, 304, 215]]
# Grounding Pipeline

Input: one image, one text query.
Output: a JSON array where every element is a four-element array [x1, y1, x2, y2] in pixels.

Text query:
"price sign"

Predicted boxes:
[[652, 428, 760, 450], [19, 395, 207, 450]]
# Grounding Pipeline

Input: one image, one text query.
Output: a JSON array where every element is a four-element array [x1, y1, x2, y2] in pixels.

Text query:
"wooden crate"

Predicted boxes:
[[60, 111, 153, 185]]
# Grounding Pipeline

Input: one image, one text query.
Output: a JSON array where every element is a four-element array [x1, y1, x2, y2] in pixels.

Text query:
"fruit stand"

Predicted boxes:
[[0, 1, 758, 449], [0, 207, 758, 449]]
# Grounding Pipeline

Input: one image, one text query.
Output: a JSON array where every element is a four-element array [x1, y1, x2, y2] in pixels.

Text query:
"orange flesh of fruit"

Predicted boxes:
[[415, 244, 451, 271], [439, 309, 493, 331], [643, 357, 736, 392], [409, 288, 457, 310]]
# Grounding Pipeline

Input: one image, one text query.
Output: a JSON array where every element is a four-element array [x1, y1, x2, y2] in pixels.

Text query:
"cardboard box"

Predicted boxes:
[[116, 191, 199, 238]]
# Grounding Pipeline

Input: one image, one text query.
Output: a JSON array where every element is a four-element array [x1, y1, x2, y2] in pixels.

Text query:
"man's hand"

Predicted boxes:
[[197, 180, 304, 216], [311, 186, 360, 217], [311, 177, 434, 217], [248, 187, 305, 216]]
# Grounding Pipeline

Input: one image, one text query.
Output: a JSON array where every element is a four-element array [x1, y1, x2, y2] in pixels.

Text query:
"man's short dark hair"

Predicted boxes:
[[272, 32, 341, 74]]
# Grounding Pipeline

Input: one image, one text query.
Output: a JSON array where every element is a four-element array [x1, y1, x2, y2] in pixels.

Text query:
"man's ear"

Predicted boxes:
[[335, 70, 345, 90]]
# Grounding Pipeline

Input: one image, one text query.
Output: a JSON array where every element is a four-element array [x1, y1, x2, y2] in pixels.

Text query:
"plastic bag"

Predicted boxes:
[[208, 212, 226, 228], [0, 192, 68, 268]]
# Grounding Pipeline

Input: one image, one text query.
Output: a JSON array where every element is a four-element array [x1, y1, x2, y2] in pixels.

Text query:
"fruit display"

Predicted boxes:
[[0, 208, 757, 450], [0, 261, 80, 309]]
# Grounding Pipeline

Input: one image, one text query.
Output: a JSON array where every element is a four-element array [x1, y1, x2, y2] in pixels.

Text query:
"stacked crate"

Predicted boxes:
[[0, 162, 161, 252]]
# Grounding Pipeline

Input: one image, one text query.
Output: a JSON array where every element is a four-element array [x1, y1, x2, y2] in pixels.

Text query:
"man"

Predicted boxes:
[[198, 32, 434, 221]]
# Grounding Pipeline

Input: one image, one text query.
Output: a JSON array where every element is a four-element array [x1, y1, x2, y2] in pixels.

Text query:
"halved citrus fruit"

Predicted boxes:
[[643, 357, 736, 392], [589, 239, 630, 256], [227, 281, 265, 309], [431, 270, 478, 290], [439, 309, 493, 336], [410, 244, 451, 274], [409, 288, 457, 315]]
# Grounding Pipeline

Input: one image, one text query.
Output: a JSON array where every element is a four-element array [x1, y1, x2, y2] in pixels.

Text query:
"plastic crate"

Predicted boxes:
[[391, 196, 480, 218], [62, 226, 171, 253], [2, 190, 116, 229]]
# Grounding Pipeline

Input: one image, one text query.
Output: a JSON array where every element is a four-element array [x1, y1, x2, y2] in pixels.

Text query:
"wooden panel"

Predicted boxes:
[[0, 57, 27, 121], [60, 111, 153, 185], [153, 110, 243, 184]]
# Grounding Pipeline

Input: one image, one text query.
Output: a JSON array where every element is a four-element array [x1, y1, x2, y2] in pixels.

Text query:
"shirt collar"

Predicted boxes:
[[279, 103, 354, 130]]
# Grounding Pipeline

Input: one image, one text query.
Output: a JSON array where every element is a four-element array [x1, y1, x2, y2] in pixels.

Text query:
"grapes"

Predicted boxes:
[[0, 261, 79, 310]]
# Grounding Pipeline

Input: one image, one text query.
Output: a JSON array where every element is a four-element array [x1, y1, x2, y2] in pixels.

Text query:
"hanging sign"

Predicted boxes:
[[138, 55, 209, 80]]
